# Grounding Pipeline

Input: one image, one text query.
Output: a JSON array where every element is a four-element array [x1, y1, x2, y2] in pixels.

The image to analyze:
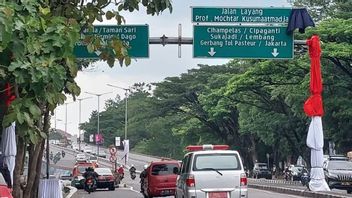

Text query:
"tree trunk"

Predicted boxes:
[[31, 140, 44, 198], [31, 108, 50, 198], [13, 136, 25, 198], [23, 140, 43, 198], [249, 135, 258, 165]]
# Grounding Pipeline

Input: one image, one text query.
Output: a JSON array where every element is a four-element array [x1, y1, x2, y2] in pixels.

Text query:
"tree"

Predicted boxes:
[[0, 0, 172, 197]]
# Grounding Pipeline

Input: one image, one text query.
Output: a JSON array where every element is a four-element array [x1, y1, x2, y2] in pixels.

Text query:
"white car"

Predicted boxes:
[[72, 144, 79, 151], [84, 146, 92, 153], [175, 144, 248, 198], [76, 153, 87, 162]]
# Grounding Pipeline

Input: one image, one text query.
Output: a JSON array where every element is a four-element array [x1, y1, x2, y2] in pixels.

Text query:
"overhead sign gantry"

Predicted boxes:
[[192, 7, 294, 59]]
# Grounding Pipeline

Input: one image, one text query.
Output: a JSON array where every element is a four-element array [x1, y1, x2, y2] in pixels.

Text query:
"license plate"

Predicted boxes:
[[161, 190, 172, 195], [209, 192, 228, 198], [342, 182, 351, 185]]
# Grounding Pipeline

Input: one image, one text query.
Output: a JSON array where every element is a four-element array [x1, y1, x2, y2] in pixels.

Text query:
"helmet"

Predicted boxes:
[[87, 167, 94, 171], [143, 164, 148, 170], [131, 164, 134, 167]]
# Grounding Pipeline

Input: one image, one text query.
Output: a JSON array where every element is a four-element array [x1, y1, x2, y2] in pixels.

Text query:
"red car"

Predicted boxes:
[[0, 174, 12, 198], [71, 162, 97, 188], [142, 160, 180, 197], [94, 168, 115, 191]]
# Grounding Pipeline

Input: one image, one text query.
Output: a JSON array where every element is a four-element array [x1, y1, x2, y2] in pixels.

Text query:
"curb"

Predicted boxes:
[[248, 178, 301, 186], [65, 186, 77, 198], [249, 184, 349, 198]]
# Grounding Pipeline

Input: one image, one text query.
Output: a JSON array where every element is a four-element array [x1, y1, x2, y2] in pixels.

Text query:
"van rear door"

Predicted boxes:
[[149, 163, 179, 192], [192, 153, 242, 197]]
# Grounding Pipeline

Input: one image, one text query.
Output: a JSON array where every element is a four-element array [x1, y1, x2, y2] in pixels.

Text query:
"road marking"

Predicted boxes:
[[250, 188, 304, 198]]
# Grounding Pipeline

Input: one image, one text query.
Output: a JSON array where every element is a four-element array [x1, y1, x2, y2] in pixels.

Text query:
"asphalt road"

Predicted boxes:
[[50, 144, 308, 198], [71, 186, 308, 198]]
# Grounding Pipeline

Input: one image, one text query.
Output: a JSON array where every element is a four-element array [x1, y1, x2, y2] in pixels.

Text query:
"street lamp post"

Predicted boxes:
[[85, 91, 112, 156], [64, 102, 73, 135], [77, 97, 92, 151], [106, 84, 130, 140]]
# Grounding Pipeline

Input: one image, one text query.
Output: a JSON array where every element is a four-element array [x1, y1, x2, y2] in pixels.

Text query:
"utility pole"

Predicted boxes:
[[85, 91, 112, 156], [106, 84, 130, 140], [77, 97, 92, 151]]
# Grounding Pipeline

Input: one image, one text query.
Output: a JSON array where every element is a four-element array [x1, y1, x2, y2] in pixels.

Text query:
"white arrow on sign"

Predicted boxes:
[[271, 48, 279, 57], [95, 50, 102, 56], [208, 47, 216, 56]]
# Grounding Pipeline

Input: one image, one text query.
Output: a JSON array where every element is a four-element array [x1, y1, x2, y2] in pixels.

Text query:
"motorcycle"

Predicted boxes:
[[62, 150, 65, 158], [300, 172, 310, 189], [284, 171, 292, 181], [130, 171, 136, 180], [114, 172, 124, 185], [84, 178, 96, 194]]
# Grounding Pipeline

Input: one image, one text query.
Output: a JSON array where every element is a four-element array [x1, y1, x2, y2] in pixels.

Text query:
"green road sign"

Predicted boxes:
[[193, 25, 293, 59], [74, 25, 149, 58], [192, 7, 291, 24]]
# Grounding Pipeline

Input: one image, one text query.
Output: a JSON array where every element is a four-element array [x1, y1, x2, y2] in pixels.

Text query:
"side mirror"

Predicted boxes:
[[173, 167, 179, 175]]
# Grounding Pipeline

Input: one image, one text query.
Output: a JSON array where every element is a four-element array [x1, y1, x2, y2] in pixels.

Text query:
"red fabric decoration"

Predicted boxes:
[[5, 83, 16, 107], [304, 35, 324, 116], [304, 94, 323, 116]]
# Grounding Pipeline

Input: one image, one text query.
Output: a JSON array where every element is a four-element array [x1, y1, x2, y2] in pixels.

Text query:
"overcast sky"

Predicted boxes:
[[53, 0, 291, 140]]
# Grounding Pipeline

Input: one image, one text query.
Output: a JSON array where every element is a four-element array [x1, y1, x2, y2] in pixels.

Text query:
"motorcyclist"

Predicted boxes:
[[114, 164, 124, 184], [130, 164, 136, 173], [83, 167, 99, 190], [284, 166, 291, 180], [129, 164, 137, 179], [61, 150, 65, 158], [118, 165, 124, 177], [140, 164, 148, 193]]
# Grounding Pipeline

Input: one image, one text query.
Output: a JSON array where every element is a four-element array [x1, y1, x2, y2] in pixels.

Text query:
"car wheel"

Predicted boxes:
[[347, 190, 352, 194], [109, 186, 115, 191]]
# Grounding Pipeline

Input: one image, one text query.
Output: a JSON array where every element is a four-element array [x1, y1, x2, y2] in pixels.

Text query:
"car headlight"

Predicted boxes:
[[328, 173, 338, 179]]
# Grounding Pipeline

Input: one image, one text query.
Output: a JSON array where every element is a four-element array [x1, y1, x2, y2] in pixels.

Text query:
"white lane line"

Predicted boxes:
[[251, 188, 305, 198]]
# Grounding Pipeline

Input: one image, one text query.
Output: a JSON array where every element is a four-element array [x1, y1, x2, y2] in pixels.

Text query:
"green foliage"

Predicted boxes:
[[0, 0, 173, 144]]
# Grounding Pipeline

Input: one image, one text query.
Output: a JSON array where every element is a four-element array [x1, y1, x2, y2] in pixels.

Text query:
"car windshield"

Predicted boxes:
[[151, 164, 179, 176], [328, 161, 352, 170], [257, 164, 268, 169], [193, 153, 241, 171], [78, 167, 87, 174], [90, 156, 97, 160], [95, 168, 112, 175]]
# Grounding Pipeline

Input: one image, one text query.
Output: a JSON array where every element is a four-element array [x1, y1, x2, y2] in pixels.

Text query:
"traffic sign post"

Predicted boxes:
[[193, 25, 293, 59], [109, 147, 117, 155], [74, 25, 149, 58], [192, 7, 291, 24], [115, 137, 121, 147]]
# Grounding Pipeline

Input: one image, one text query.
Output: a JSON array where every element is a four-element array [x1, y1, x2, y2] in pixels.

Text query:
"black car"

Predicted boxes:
[[324, 159, 352, 194], [253, 163, 272, 179]]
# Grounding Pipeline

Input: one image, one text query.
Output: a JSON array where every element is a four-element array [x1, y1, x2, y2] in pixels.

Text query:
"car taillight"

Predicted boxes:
[[240, 173, 247, 186], [186, 175, 195, 187], [186, 145, 229, 151]]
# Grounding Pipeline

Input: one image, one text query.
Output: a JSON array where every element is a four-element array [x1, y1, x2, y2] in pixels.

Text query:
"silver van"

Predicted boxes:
[[175, 145, 248, 198]]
